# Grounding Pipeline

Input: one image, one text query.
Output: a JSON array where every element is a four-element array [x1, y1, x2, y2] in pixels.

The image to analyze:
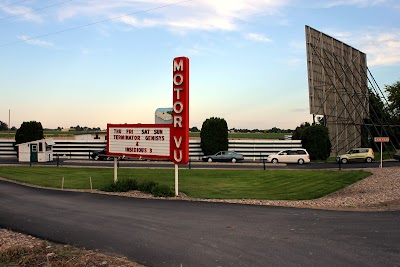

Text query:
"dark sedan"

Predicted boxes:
[[202, 151, 244, 163], [90, 148, 110, 161], [394, 152, 400, 161]]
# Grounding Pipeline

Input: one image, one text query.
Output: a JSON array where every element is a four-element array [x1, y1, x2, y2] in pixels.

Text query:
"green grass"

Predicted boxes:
[[0, 167, 370, 200]]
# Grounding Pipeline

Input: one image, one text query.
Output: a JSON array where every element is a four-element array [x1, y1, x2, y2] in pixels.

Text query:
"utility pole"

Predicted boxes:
[[8, 109, 10, 139]]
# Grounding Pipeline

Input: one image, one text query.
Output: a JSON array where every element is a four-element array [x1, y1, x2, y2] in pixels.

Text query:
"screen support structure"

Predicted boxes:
[[306, 25, 400, 156]]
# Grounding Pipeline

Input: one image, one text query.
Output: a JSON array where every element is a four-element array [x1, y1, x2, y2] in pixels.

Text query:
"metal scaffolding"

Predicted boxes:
[[305, 25, 400, 155]]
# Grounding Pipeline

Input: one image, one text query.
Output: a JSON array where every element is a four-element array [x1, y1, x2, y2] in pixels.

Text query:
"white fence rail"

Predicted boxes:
[[0, 139, 302, 160]]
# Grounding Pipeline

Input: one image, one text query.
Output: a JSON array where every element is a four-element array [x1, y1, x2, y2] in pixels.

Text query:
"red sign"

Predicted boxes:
[[107, 124, 171, 160], [374, 137, 390, 142], [171, 57, 189, 164]]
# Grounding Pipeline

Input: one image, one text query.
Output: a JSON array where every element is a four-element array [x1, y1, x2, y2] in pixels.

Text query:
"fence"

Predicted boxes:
[[0, 139, 302, 160]]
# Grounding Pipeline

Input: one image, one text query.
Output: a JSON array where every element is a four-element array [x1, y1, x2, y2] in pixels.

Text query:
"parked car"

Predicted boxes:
[[266, 149, 310, 164], [91, 148, 110, 161], [336, 148, 374, 164], [393, 151, 400, 161], [202, 151, 244, 163]]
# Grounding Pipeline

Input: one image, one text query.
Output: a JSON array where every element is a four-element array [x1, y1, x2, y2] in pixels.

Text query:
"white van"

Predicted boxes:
[[266, 149, 310, 164]]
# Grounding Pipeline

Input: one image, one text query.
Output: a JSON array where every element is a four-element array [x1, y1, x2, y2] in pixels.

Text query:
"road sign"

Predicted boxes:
[[374, 137, 390, 142]]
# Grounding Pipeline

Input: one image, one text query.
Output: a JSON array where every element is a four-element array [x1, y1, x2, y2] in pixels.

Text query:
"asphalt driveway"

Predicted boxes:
[[0, 180, 399, 266]]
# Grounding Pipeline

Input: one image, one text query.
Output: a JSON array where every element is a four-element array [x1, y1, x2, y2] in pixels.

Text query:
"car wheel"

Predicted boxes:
[[366, 157, 373, 163], [341, 158, 348, 164], [208, 157, 213, 163], [298, 158, 304, 165], [94, 155, 99, 161], [271, 158, 278, 164], [231, 158, 237, 163]]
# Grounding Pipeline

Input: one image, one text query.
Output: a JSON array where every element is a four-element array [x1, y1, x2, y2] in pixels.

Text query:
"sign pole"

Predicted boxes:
[[114, 157, 118, 183], [374, 136, 389, 169], [175, 164, 179, 196], [380, 142, 383, 169]]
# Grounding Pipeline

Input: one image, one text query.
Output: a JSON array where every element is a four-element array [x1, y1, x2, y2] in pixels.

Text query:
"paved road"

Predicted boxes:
[[1, 157, 399, 170], [0, 180, 399, 266]]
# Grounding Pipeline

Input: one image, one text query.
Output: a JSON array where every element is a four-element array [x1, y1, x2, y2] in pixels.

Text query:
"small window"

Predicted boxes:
[[297, 150, 306, 154], [288, 150, 297, 155]]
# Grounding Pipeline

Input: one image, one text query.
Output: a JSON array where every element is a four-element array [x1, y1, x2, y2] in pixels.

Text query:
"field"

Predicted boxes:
[[0, 166, 370, 200]]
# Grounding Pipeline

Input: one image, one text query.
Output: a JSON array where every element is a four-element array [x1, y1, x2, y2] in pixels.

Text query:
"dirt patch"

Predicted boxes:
[[0, 229, 144, 267]]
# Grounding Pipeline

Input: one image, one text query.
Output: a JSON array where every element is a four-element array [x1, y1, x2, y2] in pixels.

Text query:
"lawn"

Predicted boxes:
[[0, 167, 370, 200]]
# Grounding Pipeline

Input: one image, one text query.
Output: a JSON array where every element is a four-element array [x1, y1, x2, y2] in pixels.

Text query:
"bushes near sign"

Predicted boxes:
[[101, 178, 174, 197]]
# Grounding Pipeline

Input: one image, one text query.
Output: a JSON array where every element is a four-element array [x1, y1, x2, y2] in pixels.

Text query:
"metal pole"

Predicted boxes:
[[175, 164, 179, 196], [380, 142, 383, 168], [8, 109, 10, 139], [114, 158, 118, 183]]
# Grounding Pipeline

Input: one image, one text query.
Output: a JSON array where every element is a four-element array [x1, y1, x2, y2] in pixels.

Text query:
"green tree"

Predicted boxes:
[[385, 81, 400, 117], [15, 121, 44, 145], [292, 122, 311, 140], [189, 126, 200, 132], [0, 121, 8, 131], [301, 125, 331, 160], [200, 117, 229, 155]]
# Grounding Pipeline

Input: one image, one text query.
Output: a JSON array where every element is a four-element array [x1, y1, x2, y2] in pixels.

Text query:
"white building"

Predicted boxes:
[[17, 139, 55, 162]]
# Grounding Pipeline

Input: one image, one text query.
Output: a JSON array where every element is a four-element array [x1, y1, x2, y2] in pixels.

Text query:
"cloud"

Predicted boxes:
[[1, 5, 42, 22], [329, 29, 400, 67], [54, 0, 290, 32], [362, 32, 400, 66], [18, 35, 54, 47], [244, 33, 272, 43], [319, 0, 387, 8]]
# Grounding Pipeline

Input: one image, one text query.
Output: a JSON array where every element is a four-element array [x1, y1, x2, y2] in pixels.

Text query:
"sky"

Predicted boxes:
[[1, 0, 400, 130]]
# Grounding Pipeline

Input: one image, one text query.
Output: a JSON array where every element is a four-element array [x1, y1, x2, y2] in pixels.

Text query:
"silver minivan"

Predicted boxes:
[[266, 149, 310, 164]]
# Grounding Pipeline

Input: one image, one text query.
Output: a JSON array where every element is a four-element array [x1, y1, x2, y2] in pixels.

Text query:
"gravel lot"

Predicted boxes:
[[1, 166, 399, 266]]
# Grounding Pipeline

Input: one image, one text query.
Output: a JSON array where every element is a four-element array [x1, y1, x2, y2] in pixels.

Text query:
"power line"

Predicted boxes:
[[0, 0, 193, 48], [0, 0, 30, 9], [0, 0, 73, 22]]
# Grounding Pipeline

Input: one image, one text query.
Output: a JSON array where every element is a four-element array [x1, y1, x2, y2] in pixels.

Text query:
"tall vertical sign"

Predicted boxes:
[[171, 57, 189, 164]]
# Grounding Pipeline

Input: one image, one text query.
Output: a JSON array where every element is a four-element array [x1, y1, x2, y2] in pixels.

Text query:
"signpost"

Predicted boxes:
[[171, 57, 190, 196], [374, 137, 390, 168], [106, 56, 190, 196]]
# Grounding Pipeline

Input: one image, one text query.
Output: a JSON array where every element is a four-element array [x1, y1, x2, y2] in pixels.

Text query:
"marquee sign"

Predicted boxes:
[[171, 57, 189, 164], [107, 124, 171, 159], [106, 56, 189, 165]]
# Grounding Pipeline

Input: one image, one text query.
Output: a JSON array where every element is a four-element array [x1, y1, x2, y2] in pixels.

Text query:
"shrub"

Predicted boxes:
[[101, 178, 138, 192], [151, 184, 175, 197], [138, 180, 157, 193], [101, 178, 174, 197]]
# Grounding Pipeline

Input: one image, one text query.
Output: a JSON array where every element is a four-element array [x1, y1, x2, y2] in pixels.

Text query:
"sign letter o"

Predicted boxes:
[[173, 101, 183, 114], [173, 74, 183, 86]]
